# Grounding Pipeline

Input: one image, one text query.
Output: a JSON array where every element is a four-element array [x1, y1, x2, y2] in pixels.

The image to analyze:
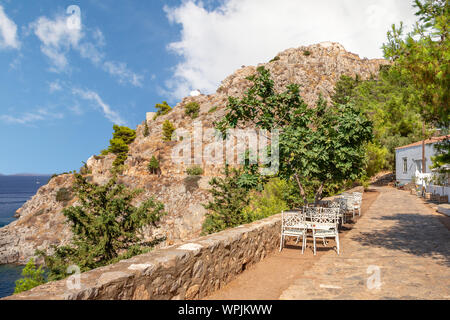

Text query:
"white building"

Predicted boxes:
[[395, 135, 448, 185]]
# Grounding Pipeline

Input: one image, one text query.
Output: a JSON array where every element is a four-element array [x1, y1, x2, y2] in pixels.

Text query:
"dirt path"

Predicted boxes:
[[204, 189, 380, 300]]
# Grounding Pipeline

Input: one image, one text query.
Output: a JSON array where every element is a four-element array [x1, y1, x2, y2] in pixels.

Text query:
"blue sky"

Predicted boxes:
[[0, 0, 417, 175]]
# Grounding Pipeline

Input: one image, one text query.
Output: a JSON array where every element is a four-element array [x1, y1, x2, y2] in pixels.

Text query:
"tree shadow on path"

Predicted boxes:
[[352, 213, 450, 267]]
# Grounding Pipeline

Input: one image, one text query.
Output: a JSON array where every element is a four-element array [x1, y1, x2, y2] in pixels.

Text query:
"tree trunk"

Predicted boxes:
[[314, 182, 325, 205], [294, 173, 308, 206]]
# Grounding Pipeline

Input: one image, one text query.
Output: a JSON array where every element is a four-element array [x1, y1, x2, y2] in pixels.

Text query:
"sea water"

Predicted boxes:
[[0, 175, 51, 298]]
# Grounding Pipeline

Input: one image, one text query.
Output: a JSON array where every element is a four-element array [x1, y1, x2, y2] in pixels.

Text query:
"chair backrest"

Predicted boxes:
[[329, 201, 341, 209], [318, 200, 332, 208], [311, 208, 339, 229], [304, 207, 321, 218], [282, 211, 305, 229], [353, 192, 363, 203]]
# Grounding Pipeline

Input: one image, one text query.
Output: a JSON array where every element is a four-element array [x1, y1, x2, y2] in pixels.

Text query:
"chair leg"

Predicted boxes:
[[336, 234, 340, 255], [313, 234, 317, 256], [279, 235, 284, 252], [301, 234, 305, 254]]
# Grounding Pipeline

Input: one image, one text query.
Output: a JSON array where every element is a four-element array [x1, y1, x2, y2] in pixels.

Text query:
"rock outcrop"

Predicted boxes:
[[0, 42, 388, 265]]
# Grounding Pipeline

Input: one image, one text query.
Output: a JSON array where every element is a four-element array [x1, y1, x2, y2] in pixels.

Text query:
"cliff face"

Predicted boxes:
[[0, 42, 388, 265]]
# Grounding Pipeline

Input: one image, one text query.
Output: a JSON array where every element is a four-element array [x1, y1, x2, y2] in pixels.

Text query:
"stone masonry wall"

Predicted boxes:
[[5, 215, 282, 300]]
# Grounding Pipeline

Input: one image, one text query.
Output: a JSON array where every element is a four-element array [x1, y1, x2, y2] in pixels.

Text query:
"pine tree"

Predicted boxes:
[[14, 258, 46, 294], [202, 166, 250, 235], [162, 120, 175, 141], [39, 174, 166, 281]]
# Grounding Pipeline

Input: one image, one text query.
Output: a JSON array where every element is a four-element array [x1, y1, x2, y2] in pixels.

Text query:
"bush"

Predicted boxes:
[[14, 258, 46, 294], [56, 188, 72, 203], [202, 166, 250, 235], [162, 120, 175, 141], [303, 50, 311, 56], [185, 102, 200, 119], [39, 174, 166, 281], [154, 101, 172, 119], [186, 166, 203, 176], [79, 162, 91, 175], [143, 121, 149, 137], [242, 178, 290, 222], [269, 56, 280, 62], [208, 106, 218, 114], [148, 156, 160, 174]]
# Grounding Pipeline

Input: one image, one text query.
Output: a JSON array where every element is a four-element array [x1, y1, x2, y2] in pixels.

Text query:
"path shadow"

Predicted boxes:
[[353, 213, 450, 266]]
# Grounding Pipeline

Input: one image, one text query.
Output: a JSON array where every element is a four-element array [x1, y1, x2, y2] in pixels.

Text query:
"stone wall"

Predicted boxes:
[[5, 214, 282, 300]]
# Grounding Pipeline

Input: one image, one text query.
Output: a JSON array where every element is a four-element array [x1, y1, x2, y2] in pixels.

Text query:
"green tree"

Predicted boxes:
[[14, 258, 46, 294], [337, 68, 429, 173], [154, 101, 172, 119], [202, 166, 251, 235], [107, 125, 136, 168], [162, 120, 176, 141], [382, 0, 449, 175], [185, 102, 200, 119], [148, 156, 160, 174], [39, 174, 166, 281], [382, 0, 449, 126], [143, 121, 149, 137], [217, 67, 373, 204]]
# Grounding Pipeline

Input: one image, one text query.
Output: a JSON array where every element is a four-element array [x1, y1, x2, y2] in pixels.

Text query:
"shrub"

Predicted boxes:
[[148, 156, 160, 174], [79, 162, 91, 175], [154, 101, 172, 119], [186, 165, 203, 176], [269, 56, 280, 62], [303, 50, 311, 56], [39, 174, 166, 281], [162, 120, 175, 141], [143, 121, 149, 137], [185, 102, 200, 119], [208, 106, 218, 114], [242, 178, 290, 222], [56, 188, 72, 203], [202, 166, 250, 235], [14, 258, 46, 294]]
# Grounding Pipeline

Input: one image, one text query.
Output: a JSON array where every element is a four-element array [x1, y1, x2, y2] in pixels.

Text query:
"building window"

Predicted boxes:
[[403, 158, 408, 174]]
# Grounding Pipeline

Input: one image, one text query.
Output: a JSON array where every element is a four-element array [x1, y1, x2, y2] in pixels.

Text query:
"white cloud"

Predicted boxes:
[[0, 5, 20, 49], [49, 80, 62, 93], [31, 12, 142, 86], [31, 14, 83, 71], [103, 61, 143, 87], [72, 88, 126, 125], [0, 108, 64, 124], [164, 0, 417, 99]]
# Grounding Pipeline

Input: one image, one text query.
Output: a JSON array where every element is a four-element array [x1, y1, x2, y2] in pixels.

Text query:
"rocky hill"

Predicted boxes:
[[0, 42, 388, 265]]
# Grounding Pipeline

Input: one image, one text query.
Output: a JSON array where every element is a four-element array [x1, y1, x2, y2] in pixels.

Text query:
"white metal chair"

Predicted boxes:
[[335, 197, 350, 224], [352, 192, 363, 217], [280, 211, 307, 254], [310, 207, 340, 255], [329, 200, 343, 225]]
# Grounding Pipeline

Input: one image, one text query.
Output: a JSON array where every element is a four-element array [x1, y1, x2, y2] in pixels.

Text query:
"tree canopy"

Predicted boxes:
[[217, 66, 373, 204]]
